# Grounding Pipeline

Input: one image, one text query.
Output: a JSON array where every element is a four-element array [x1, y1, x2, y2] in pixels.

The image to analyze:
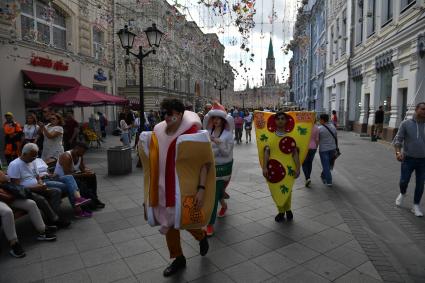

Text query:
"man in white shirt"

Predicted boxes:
[[7, 143, 70, 228]]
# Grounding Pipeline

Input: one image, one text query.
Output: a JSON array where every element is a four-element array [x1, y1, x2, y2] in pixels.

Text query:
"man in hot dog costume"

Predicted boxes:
[[255, 110, 314, 222], [138, 99, 215, 277], [203, 102, 234, 236]]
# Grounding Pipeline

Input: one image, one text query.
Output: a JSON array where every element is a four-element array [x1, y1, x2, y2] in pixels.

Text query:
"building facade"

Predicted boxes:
[[350, 0, 425, 140], [324, 0, 352, 128], [115, 0, 234, 112], [290, 0, 326, 113], [290, 0, 425, 138], [0, 0, 116, 124]]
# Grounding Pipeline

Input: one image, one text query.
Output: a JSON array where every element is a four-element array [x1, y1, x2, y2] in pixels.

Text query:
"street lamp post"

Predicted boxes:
[[213, 78, 228, 104], [240, 93, 246, 109], [117, 23, 163, 128]]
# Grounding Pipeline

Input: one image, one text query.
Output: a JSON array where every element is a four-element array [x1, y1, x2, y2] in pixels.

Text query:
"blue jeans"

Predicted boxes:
[[45, 175, 79, 206], [400, 157, 425, 204], [302, 149, 317, 180], [319, 150, 334, 184]]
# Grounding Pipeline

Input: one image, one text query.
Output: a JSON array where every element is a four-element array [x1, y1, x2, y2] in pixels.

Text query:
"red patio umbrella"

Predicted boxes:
[[41, 85, 128, 107]]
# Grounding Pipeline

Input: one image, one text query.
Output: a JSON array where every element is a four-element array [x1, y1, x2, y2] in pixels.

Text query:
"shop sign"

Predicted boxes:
[[30, 56, 69, 71], [94, 68, 107, 81]]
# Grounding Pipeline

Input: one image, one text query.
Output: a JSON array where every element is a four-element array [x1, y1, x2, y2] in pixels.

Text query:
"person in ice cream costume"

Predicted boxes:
[[138, 98, 216, 277], [202, 102, 234, 236], [255, 110, 314, 222]]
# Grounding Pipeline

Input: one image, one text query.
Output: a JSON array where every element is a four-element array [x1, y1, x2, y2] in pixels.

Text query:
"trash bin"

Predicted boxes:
[[107, 146, 132, 175]]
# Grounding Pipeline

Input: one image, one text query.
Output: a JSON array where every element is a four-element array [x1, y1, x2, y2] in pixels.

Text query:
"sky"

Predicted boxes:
[[167, 0, 301, 91]]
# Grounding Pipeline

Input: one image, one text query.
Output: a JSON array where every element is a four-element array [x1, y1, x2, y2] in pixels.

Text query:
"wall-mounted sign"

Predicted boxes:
[[30, 56, 69, 71], [94, 68, 107, 81]]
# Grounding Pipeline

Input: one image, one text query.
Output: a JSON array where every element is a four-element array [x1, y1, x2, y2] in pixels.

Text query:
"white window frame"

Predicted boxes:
[[93, 28, 104, 60], [20, 0, 66, 49]]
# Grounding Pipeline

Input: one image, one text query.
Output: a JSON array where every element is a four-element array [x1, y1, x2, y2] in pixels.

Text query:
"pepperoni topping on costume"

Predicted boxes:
[[254, 112, 266, 129], [266, 159, 286, 183], [279, 136, 296, 154], [284, 115, 295, 132], [267, 115, 277, 132], [267, 113, 295, 133]]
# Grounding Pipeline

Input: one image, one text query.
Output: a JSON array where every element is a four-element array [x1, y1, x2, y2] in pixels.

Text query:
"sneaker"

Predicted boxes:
[[320, 174, 326, 184], [94, 199, 106, 209], [275, 212, 285, 222], [395, 193, 405, 207], [305, 179, 311, 188], [199, 236, 209, 256], [206, 225, 214, 237], [163, 255, 186, 277], [327, 183, 333, 187], [54, 219, 71, 229], [411, 205, 424, 217], [75, 197, 91, 207], [37, 232, 57, 241], [9, 242, 25, 258], [75, 210, 92, 219], [223, 192, 230, 199], [286, 210, 294, 221], [218, 206, 227, 218], [45, 225, 57, 233]]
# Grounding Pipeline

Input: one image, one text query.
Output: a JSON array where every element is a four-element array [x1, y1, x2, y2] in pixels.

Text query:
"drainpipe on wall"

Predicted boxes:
[[345, 0, 356, 131]]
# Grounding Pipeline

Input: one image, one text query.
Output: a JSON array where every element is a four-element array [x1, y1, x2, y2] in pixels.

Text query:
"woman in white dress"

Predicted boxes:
[[39, 113, 64, 161]]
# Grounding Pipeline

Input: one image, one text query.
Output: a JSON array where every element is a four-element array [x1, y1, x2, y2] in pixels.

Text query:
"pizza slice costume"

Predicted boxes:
[[138, 111, 215, 258], [203, 102, 235, 227], [254, 111, 315, 213]]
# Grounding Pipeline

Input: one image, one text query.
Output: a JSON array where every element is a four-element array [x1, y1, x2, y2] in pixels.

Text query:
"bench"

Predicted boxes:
[[0, 158, 58, 220]]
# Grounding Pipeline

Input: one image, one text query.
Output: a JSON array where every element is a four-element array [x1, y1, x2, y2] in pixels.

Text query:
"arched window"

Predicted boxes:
[[20, 0, 67, 49]]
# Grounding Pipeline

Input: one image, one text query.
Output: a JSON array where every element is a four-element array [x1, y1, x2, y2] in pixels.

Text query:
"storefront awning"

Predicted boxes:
[[22, 70, 80, 89]]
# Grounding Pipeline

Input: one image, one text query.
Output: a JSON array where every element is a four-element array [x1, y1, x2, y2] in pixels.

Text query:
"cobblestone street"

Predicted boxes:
[[1, 132, 425, 282]]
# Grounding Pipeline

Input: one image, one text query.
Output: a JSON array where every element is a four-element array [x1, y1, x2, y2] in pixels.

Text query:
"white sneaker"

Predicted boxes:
[[395, 194, 404, 207], [411, 205, 424, 217]]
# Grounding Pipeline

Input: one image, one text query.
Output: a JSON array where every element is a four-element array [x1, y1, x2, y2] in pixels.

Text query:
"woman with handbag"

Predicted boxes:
[[22, 113, 39, 147], [318, 114, 338, 187]]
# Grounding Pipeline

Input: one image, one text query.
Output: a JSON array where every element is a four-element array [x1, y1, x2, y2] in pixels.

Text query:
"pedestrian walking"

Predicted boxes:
[[3, 112, 23, 164], [119, 113, 131, 146], [302, 119, 319, 187], [234, 113, 243, 144], [138, 98, 213, 277], [374, 106, 384, 139], [203, 102, 234, 236], [98, 112, 107, 138], [331, 110, 338, 127], [257, 111, 301, 222], [318, 114, 337, 187], [244, 110, 253, 143], [393, 102, 425, 217]]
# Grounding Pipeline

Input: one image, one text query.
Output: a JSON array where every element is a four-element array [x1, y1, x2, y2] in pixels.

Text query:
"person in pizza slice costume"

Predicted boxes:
[[203, 102, 234, 236], [138, 99, 215, 277], [255, 110, 315, 223]]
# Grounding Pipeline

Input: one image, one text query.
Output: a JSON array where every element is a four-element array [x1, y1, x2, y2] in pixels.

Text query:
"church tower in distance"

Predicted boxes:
[[265, 37, 276, 87]]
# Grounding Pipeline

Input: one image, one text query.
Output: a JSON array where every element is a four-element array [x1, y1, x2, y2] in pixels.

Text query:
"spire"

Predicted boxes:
[[267, 37, 274, 59]]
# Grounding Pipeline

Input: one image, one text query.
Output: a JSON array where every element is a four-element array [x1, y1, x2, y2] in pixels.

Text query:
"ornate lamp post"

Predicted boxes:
[[213, 78, 228, 104], [240, 92, 248, 109], [117, 23, 163, 128]]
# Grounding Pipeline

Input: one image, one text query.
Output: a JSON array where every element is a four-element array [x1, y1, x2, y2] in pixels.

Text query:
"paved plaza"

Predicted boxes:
[[1, 132, 425, 282]]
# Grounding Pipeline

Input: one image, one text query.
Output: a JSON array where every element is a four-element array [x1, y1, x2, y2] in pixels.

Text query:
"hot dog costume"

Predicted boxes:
[[203, 103, 235, 225], [254, 111, 315, 213], [138, 111, 215, 233]]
